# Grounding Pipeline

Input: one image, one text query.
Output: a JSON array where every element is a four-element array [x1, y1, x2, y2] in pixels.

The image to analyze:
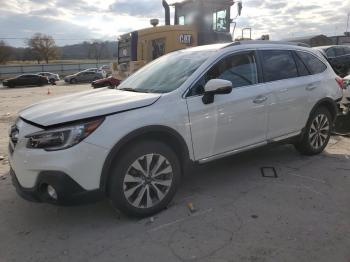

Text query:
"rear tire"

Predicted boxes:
[[109, 140, 181, 218], [294, 107, 332, 155]]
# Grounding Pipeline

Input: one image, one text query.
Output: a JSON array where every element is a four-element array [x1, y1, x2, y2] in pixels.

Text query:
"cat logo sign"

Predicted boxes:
[[179, 34, 193, 45]]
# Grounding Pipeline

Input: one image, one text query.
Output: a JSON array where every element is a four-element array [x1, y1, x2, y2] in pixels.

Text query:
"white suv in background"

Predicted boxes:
[[9, 41, 343, 217]]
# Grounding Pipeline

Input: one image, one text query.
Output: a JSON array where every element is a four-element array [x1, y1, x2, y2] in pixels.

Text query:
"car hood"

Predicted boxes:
[[19, 88, 161, 127]]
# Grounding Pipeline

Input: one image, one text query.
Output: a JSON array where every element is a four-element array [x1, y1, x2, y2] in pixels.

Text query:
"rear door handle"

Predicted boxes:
[[253, 95, 268, 104], [306, 84, 318, 91]]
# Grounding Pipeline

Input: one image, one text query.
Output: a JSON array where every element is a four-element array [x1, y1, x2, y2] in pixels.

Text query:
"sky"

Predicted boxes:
[[0, 0, 349, 47]]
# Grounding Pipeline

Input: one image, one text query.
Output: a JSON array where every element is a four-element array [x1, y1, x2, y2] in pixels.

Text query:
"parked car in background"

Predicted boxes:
[[99, 65, 112, 76], [9, 42, 343, 217], [83, 68, 98, 72], [314, 45, 350, 77], [64, 71, 104, 84], [84, 68, 107, 78], [3, 74, 49, 88], [92, 76, 121, 89], [342, 75, 350, 114], [37, 72, 60, 84]]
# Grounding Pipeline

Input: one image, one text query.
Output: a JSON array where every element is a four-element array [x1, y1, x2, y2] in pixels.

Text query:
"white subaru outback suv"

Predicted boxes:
[[9, 41, 343, 217]]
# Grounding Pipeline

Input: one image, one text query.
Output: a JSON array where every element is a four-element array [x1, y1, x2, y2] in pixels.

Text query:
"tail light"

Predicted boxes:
[[335, 76, 345, 90]]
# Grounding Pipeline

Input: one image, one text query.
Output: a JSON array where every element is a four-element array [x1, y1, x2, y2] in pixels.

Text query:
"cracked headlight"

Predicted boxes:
[[26, 118, 104, 151]]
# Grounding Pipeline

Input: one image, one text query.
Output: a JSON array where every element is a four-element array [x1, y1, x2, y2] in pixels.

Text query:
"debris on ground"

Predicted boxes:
[[187, 202, 196, 214], [150, 217, 155, 223], [251, 214, 259, 219], [17, 231, 31, 236], [261, 167, 278, 178], [0, 156, 4, 161]]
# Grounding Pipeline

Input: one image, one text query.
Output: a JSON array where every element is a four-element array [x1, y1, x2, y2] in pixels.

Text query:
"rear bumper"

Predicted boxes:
[[10, 168, 104, 206]]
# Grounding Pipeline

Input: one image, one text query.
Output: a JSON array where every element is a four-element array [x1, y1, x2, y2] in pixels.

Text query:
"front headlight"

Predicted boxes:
[[25, 118, 104, 151]]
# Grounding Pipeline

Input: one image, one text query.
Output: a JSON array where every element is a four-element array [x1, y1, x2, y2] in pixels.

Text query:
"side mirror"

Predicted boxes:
[[202, 79, 233, 104]]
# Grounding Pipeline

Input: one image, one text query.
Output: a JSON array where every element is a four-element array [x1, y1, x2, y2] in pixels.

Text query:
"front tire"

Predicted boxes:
[[70, 78, 77, 84], [295, 107, 332, 155], [109, 140, 181, 218]]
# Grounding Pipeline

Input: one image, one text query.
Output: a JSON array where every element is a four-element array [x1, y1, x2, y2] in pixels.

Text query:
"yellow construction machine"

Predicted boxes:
[[113, 0, 242, 79]]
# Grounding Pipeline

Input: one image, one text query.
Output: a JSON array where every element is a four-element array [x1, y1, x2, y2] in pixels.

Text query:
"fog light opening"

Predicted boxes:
[[47, 185, 58, 200]]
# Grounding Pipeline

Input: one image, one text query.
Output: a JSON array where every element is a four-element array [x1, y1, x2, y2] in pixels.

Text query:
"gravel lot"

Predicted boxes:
[[0, 83, 349, 262]]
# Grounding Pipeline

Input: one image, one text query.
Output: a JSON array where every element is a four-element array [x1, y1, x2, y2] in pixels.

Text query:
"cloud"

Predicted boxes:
[[0, 0, 349, 47], [108, 0, 163, 17], [0, 12, 98, 46]]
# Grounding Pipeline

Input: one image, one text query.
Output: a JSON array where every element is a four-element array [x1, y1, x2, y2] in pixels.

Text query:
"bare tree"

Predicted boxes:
[[0, 41, 13, 64], [27, 33, 59, 63], [88, 40, 106, 63]]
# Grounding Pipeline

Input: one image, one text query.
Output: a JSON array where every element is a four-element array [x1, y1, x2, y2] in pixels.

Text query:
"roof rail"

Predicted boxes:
[[223, 40, 311, 48]]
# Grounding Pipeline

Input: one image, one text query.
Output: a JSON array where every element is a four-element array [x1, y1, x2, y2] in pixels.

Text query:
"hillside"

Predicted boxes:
[[8, 41, 118, 62]]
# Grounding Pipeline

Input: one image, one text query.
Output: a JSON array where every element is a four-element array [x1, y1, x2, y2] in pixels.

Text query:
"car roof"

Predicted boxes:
[[315, 45, 350, 50], [19, 74, 38, 77], [184, 41, 312, 53]]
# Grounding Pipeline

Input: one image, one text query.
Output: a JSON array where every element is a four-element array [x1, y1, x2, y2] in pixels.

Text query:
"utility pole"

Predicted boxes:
[[346, 12, 350, 33]]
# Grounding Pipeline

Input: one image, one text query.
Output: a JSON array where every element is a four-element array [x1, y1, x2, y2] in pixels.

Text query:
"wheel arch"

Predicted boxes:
[[309, 97, 338, 122], [99, 125, 191, 194]]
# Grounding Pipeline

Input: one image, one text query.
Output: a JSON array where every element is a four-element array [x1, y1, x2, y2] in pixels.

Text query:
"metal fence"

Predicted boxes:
[[0, 62, 113, 79]]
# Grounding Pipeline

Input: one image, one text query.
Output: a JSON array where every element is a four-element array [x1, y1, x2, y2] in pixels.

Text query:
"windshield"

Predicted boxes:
[[118, 50, 214, 93]]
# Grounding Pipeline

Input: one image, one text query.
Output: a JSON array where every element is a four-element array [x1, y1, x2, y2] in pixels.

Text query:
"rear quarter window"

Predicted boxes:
[[296, 51, 327, 75], [260, 50, 298, 82], [334, 47, 345, 56], [325, 48, 336, 57], [344, 46, 350, 55]]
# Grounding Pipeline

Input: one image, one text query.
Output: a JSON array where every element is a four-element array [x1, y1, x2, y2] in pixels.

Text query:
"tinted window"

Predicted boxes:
[[297, 51, 327, 75], [293, 52, 309, 76], [326, 48, 336, 57], [343, 46, 350, 55], [21, 75, 36, 78], [261, 50, 298, 82], [334, 47, 345, 56], [189, 52, 258, 96]]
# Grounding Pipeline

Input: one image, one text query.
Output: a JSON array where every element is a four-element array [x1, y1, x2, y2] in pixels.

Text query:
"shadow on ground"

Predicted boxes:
[[0, 142, 349, 262]]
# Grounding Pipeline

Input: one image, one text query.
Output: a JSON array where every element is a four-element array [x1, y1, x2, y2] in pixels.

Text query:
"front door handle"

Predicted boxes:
[[306, 84, 318, 91], [253, 95, 268, 104]]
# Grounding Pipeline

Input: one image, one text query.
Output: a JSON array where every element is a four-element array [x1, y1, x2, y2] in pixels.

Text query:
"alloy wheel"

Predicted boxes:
[[309, 113, 330, 150], [123, 154, 173, 209]]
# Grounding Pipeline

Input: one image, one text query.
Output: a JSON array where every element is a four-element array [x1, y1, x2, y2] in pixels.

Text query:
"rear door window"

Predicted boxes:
[[260, 50, 298, 82], [296, 51, 327, 75]]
